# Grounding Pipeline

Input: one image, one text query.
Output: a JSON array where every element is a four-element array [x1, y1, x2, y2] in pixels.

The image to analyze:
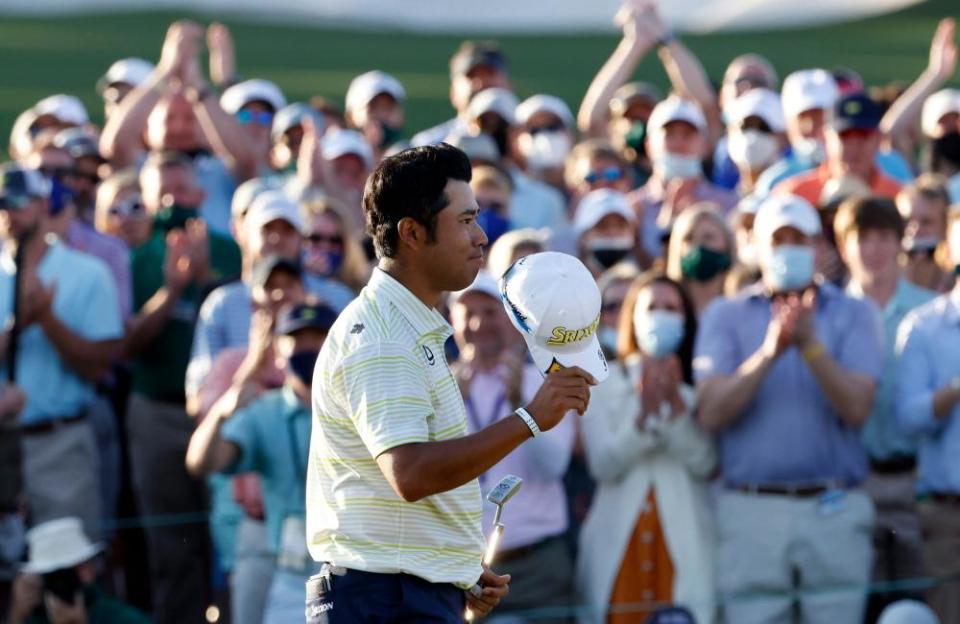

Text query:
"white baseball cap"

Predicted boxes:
[[753, 194, 821, 244], [726, 88, 786, 133], [271, 102, 325, 141], [647, 95, 706, 135], [877, 600, 939, 624], [33, 94, 88, 126], [781, 69, 839, 119], [921, 88, 960, 138], [573, 189, 635, 236], [446, 131, 500, 163], [220, 79, 287, 115], [245, 190, 304, 236], [499, 251, 609, 381], [231, 176, 285, 219], [321, 129, 374, 169], [467, 88, 519, 126], [345, 70, 406, 118], [22, 517, 102, 574], [449, 269, 501, 306], [97, 57, 155, 94], [515, 94, 574, 129]]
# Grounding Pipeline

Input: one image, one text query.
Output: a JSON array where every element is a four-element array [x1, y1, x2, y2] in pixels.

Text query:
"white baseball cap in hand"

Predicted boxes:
[[499, 251, 609, 382]]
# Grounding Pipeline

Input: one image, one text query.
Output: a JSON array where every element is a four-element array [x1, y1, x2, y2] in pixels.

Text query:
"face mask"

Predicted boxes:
[[302, 247, 344, 277], [633, 309, 685, 359], [154, 204, 198, 231], [519, 131, 572, 170], [655, 152, 701, 181], [598, 325, 619, 355], [476, 208, 511, 246], [379, 122, 404, 149], [792, 137, 826, 165], [680, 245, 732, 282], [727, 130, 780, 170], [587, 236, 634, 269], [625, 121, 647, 158], [762, 244, 815, 291], [288, 350, 320, 388]]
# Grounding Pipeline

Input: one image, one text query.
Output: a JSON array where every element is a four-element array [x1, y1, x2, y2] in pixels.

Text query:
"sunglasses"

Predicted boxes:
[[527, 122, 565, 135], [584, 166, 624, 185], [236, 110, 275, 127], [108, 197, 146, 218], [306, 232, 344, 246]]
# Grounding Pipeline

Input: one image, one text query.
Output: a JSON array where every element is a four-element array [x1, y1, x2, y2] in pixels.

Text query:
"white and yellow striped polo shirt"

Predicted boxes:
[[306, 268, 484, 588]]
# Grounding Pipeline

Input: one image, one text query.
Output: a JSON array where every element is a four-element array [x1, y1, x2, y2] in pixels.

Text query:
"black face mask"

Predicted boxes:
[[587, 237, 634, 269], [288, 350, 320, 388]]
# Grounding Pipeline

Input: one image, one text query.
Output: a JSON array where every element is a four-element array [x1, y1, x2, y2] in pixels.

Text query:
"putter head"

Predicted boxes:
[[486, 475, 522, 508]]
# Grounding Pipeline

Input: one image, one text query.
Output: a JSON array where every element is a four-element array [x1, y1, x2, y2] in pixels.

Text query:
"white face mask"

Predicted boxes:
[[633, 309, 685, 359], [654, 152, 702, 181], [519, 131, 572, 170], [792, 137, 826, 165], [728, 130, 780, 170], [762, 244, 815, 291]]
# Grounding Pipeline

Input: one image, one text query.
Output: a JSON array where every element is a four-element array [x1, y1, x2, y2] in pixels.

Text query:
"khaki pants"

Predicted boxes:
[[918, 500, 960, 623], [716, 489, 874, 624], [21, 419, 101, 541]]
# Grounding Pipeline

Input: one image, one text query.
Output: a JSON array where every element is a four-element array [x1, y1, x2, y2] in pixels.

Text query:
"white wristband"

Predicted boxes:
[[514, 407, 541, 438]]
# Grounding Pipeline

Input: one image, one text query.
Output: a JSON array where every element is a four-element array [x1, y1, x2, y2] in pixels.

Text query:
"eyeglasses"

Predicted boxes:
[[584, 167, 624, 185], [306, 233, 344, 246], [108, 196, 146, 219], [527, 122, 565, 135], [236, 110, 275, 127]]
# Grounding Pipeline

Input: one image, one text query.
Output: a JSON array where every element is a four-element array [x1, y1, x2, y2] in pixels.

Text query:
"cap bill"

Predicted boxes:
[[526, 334, 609, 383]]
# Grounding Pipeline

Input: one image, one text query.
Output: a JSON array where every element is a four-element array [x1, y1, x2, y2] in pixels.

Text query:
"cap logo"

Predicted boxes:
[[546, 314, 600, 347], [844, 100, 862, 115], [546, 358, 564, 374]]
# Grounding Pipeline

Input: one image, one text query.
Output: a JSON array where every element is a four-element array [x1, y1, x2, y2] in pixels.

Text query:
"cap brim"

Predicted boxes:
[[21, 543, 102, 574], [526, 334, 609, 383]]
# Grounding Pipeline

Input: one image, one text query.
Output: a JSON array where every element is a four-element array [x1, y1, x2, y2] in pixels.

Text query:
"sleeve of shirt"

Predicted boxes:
[[836, 298, 885, 380], [221, 402, 263, 475], [186, 293, 225, 398], [335, 341, 432, 458], [895, 311, 942, 436], [76, 256, 124, 341], [693, 298, 738, 383]]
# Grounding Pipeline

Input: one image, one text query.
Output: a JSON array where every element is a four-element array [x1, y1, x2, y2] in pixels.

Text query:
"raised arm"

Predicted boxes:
[[100, 21, 193, 166], [577, 0, 659, 138], [880, 18, 957, 158]]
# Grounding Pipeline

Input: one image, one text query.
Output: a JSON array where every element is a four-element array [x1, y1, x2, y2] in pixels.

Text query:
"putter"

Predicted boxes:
[[465, 475, 523, 622]]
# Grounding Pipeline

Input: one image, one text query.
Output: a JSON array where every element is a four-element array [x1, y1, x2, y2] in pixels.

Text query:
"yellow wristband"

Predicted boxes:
[[802, 341, 826, 362]]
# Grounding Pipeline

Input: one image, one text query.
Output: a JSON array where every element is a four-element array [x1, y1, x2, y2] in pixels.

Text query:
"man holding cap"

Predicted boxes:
[[695, 194, 883, 622], [629, 95, 737, 262], [776, 92, 903, 204], [306, 144, 595, 622]]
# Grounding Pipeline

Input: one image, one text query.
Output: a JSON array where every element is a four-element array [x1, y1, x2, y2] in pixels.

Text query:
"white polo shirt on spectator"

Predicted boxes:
[[307, 268, 484, 588]]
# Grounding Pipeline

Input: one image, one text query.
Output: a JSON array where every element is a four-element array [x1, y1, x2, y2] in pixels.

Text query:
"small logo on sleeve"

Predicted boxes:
[[350, 323, 365, 335], [422, 345, 436, 366]]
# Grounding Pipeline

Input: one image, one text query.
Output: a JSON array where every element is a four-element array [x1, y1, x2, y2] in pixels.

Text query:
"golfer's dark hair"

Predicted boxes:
[[363, 143, 472, 259]]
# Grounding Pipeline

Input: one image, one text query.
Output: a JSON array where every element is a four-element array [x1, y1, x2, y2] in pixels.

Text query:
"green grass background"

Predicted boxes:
[[0, 0, 957, 147]]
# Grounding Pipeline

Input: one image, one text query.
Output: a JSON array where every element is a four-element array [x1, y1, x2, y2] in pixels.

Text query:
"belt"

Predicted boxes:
[[731, 481, 846, 498], [20, 413, 87, 436], [929, 492, 960, 505], [870, 456, 916, 475]]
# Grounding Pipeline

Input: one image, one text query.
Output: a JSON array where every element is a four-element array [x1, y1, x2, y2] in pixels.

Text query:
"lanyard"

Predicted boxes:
[[464, 392, 508, 434]]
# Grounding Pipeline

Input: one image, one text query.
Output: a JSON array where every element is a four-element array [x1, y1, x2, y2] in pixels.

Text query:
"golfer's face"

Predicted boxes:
[[428, 179, 488, 291]]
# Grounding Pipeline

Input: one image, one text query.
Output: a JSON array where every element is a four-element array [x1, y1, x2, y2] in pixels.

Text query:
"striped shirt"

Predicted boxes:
[[306, 268, 484, 588]]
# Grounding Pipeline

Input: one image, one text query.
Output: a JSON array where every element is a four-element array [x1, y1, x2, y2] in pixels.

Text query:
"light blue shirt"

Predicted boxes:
[[0, 241, 123, 424], [222, 386, 310, 552], [195, 154, 237, 237], [896, 291, 960, 494], [694, 281, 884, 486], [185, 277, 354, 397], [509, 169, 568, 232], [847, 278, 936, 461]]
